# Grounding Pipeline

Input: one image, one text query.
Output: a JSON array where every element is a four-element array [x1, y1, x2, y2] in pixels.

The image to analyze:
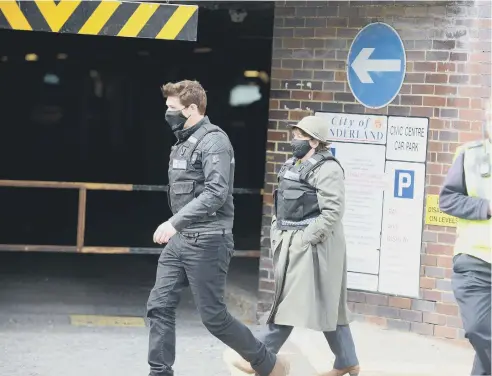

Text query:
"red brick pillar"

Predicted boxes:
[[258, 0, 491, 341]]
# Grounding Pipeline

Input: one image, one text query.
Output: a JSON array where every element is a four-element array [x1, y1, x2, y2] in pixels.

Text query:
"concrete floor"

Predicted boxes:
[[0, 251, 314, 376], [0, 251, 475, 376]]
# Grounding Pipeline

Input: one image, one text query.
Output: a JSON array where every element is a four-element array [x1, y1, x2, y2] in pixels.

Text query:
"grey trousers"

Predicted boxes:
[[256, 323, 359, 370], [146, 233, 276, 376], [452, 253, 491, 376]]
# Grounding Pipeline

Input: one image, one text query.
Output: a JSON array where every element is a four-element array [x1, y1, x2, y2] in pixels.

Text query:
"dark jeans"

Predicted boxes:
[[452, 253, 491, 376], [146, 232, 276, 376]]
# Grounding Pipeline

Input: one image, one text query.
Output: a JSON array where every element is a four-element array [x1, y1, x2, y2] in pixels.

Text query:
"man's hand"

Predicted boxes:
[[153, 221, 177, 244]]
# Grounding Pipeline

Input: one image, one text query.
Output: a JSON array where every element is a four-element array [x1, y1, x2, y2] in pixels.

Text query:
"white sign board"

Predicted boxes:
[[315, 112, 429, 297], [329, 141, 386, 276], [315, 112, 387, 144], [378, 162, 426, 297], [386, 117, 429, 163]]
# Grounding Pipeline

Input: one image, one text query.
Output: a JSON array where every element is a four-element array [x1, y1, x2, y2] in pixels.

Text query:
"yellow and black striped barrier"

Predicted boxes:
[[0, 0, 198, 41]]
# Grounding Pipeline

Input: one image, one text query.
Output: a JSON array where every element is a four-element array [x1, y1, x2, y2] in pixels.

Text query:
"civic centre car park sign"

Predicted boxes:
[[316, 112, 429, 298]]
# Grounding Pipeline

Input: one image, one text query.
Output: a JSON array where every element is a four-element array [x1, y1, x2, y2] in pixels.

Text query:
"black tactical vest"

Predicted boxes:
[[167, 121, 226, 220], [274, 151, 343, 231]]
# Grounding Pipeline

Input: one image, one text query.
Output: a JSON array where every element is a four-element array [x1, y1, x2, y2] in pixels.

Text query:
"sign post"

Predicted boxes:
[[347, 22, 406, 109]]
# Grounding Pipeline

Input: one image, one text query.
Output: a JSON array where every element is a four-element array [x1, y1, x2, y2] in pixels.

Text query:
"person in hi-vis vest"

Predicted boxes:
[[439, 119, 491, 376]]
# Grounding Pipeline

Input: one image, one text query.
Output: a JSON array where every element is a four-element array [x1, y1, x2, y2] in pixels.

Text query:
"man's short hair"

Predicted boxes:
[[161, 80, 207, 115]]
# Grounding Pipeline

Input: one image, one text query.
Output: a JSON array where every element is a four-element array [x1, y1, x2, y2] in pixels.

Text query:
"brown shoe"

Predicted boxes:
[[222, 348, 255, 374], [269, 354, 290, 376], [318, 365, 360, 376]]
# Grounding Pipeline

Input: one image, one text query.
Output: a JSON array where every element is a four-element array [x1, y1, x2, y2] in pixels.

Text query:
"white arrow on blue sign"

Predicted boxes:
[[347, 22, 406, 109]]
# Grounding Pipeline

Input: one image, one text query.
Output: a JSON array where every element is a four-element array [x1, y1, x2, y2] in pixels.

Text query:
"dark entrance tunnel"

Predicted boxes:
[[0, 4, 274, 252]]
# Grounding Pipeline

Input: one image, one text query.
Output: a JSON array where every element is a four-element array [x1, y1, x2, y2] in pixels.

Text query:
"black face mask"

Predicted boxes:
[[165, 109, 188, 132], [291, 139, 312, 159]]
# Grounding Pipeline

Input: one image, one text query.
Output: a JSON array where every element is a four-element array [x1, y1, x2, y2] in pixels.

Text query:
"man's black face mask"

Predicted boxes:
[[165, 109, 188, 132]]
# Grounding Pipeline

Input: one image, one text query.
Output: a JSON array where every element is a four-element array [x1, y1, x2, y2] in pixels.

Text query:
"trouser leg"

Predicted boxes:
[[180, 233, 276, 376], [324, 325, 359, 370], [146, 237, 188, 376], [452, 254, 491, 376], [256, 324, 294, 354]]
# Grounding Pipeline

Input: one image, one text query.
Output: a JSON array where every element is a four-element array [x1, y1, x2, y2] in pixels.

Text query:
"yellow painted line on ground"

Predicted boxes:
[[70, 314, 145, 327]]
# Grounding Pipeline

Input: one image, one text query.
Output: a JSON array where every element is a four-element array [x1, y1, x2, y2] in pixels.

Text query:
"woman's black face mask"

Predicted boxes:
[[290, 139, 312, 159]]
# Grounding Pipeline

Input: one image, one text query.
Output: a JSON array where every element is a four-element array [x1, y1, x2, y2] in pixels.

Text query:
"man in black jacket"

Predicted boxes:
[[147, 80, 289, 376]]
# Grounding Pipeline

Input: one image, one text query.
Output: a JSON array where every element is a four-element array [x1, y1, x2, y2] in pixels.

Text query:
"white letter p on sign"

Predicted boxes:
[[398, 172, 412, 197]]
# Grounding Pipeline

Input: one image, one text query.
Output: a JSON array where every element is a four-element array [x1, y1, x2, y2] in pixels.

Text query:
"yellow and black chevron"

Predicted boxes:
[[0, 0, 198, 41]]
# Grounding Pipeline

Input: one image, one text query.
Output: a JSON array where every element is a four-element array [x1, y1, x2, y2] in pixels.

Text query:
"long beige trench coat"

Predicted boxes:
[[266, 158, 352, 332]]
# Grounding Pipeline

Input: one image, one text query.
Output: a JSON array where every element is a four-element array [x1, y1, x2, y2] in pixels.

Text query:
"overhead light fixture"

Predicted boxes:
[[244, 70, 259, 78], [193, 47, 212, 53], [229, 84, 261, 107], [43, 73, 60, 85], [25, 53, 38, 61], [57, 53, 68, 60], [0, 56, 7, 62], [244, 70, 270, 83]]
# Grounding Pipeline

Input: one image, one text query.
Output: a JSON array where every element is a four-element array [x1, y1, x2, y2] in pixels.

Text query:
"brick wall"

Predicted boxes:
[[258, 0, 491, 342]]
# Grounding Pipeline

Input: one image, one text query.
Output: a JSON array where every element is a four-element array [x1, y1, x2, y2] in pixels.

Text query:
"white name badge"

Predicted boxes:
[[284, 170, 300, 181], [172, 159, 187, 170]]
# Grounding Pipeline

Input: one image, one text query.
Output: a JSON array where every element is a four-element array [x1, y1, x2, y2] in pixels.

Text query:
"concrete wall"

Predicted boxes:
[[258, 0, 491, 341]]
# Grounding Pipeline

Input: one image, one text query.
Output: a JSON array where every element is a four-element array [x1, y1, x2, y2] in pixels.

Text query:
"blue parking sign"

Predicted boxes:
[[394, 170, 414, 199]]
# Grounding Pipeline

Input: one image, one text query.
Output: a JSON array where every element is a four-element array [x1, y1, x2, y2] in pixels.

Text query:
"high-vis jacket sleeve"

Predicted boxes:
[[169, 132, 232, 232], [439, 151, 490, 221]]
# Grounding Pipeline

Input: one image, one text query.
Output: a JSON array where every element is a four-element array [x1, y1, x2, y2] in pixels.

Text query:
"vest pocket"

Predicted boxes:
[[280, 189, 305, 221], [169, 181, 196, 214]]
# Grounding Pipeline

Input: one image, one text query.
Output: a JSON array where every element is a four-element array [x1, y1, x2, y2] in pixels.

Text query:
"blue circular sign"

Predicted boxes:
[[347, 22, 406, 109]]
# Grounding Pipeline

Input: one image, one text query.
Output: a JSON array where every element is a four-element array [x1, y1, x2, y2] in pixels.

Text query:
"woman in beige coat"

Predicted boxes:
[[224, 116, 360, 376]]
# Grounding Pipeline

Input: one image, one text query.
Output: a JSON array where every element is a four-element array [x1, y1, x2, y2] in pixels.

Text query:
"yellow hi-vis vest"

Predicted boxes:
[[453, 140, 491, 263]]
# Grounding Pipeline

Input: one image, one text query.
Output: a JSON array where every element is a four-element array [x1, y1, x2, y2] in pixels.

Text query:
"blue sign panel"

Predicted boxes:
[[347, 22, 406, 109], [394, 170, 414, 199]]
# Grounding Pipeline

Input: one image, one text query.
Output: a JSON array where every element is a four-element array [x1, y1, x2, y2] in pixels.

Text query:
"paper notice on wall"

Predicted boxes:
[[425, 194, 458, 227], [348, 249, 380, 275], [330, 142, 386, 271], [347, 272, 378, 292]]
